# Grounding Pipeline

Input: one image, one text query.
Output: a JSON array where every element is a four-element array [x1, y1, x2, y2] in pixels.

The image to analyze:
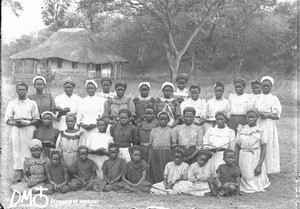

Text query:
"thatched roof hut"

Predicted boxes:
[[10, 28, 128, 79]]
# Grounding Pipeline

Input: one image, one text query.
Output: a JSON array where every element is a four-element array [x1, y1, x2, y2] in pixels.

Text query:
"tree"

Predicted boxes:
[[2, 0, 23, 16]]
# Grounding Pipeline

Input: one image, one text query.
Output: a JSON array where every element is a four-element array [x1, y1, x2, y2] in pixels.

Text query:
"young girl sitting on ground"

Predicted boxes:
[[46, 150, 70, 193], [118, 146, 152, 193], [151, 148, 189, 195], [110, 109, 139, 162], [235, 108, 270, 193], [177, 149, 213, 196], [11, 139, 52, 194], [208, 149, 241, 197]]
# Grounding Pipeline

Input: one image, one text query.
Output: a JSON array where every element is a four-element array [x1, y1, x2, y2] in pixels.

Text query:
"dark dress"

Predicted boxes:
[[47, 163, 70, 193], [133, 97, 156, 125]]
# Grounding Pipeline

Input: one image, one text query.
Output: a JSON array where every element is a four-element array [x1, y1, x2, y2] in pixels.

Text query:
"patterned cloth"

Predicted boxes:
[[217, 164, 241, 184], [103, 96, 136, 120], [181, 98, 206, 118], [133, 97, 156, 124], [28, 93, 56, 115], [156, 98, 181, 125]]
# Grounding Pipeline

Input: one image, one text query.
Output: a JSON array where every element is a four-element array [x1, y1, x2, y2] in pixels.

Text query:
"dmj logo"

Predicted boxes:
[[9, 187, 49, 208]]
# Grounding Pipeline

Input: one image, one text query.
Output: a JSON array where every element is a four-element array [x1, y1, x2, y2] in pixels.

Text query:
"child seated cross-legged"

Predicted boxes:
[[46, 150, 70, 193], [68, 146, 103, 191], [177, 149, 213, 196], [150, 148, 189, 195], [208, 149, 242, 197], [118, 146, 151, 193]]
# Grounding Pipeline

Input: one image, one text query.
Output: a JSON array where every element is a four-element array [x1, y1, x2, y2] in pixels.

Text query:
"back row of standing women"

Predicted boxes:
[[5, 74, 282, 189]]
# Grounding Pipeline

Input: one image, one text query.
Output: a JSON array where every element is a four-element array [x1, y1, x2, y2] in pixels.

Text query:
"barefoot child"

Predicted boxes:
[[118, 146, 151, 193], [235, 108, 270, 193], [46, 150, 70, 193], [151, 148, 189, 195], [208, 149, 241, 197], [96, 77, 115, 99], [68, 146, 103, 191]]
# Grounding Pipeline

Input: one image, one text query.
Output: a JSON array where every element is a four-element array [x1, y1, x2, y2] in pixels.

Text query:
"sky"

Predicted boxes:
[[1, 0, 296, 44]]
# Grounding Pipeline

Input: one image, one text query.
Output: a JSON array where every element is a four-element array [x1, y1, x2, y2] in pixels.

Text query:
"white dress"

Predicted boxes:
[[53, 93, 82, 131], [5, 98, 40, 170], [77, 95, 106, 145], [203, 126, 235, 175], [85, 132, 113, 178], [247, 94, 261, 109], [236, 124, 270, 193], [228, 93, 251, 115], [253, 93, 282, 174], [96, 92, 116, 100], [173, 88, 189, 101]]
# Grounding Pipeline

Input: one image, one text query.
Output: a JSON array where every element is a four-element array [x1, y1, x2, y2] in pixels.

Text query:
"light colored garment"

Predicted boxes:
[[5, 98, 40, 169], [228, 93, 251, 115], [203, 127, 235, 175], [119, 148, 131, 162], [236, 124, 270, 193], [206, 97, 230, 119], [156, 98, 181, 126], [173, 88, 189, 100], [247, 94, 261, 109], [151, 161, 189, 195], [96, 92, 116, 100], [150, 126, 176, 149], [253, 93, 282, 174], [53, 93, 82, 131], [177, 162, 211, 196], [85, 132, 113, 178], [180, 98, 206, 118], [173, 124, 203, 149]]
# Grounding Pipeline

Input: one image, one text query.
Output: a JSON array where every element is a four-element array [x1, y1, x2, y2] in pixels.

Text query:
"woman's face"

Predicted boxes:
[[184, 111, 194, 125], [42, 114, 53, 126], [16, 85, 28, 98], [139, 85, 150, 98], [261, 80, 272, 94], [116, 86, 126, 98], [86, 83, 96, 96], [64, 83, 74, 96], [251, 84, 261, 95], [234, 82, 245, 95], [158, 114, 169, 127], [101, 81, 111, 93], [214, 87, 224, 99], [190, 88, 200, 101], [97, 120, 107, 133], [216, 114, 226, 128], [163, 86, 173, 99], [177, 79, 187, 90], [66, 116, 76, 129], [246, 112, 258, 127], [34, 79, 45, 92]]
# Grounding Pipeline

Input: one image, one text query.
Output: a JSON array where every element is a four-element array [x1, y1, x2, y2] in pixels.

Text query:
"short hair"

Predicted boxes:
[[101, 77, 112, 85], [189, 84, 201, 92], [78, 145, 89, 153], [172, 148, 185, 157], [197, 149, 213, 160], [144, 105, 156, 115], [119, 109, 131, 118], [96, 117, 107, 125], [108, 142, 119, 150], [130, 146, 143, 155], [16, 82, 29, 90], [223, 149, 235, 158], [50, 150, 62, 158], [214, 81, 224, 90], [157, 111, 170, 120], [115, 80, 127, 90], [183, 107, 196, 116]]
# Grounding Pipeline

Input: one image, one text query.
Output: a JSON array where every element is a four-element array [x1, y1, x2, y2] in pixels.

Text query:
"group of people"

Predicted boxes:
[[5, 73, 282, 197]]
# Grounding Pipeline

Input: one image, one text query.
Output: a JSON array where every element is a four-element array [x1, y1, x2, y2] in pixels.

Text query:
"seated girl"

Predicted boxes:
[[177, 149, 213, 196], [46, 150, 70, 193], [151, 148, 189, 195], [33, 111, 60, 158], [11, 139, 52, 194], [235, 108, 270, 193]]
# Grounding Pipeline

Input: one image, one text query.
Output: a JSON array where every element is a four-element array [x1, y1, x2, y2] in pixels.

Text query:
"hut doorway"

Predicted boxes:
[[96, 64, 102, 78]]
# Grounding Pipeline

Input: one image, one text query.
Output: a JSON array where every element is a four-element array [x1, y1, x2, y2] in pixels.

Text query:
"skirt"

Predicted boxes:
[[176, 180, 210, 196], [79, 127, 98, 146], [228, 115, 247, 134], [149, 148, 172, 184], [209, 151, 225, 176], [151, 181, 181, 195], [119, 147, 131, 162]]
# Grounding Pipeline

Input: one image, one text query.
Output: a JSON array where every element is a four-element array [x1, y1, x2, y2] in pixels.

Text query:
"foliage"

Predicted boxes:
[[38, 59, 56, 86], [2, 0, 23, 16]]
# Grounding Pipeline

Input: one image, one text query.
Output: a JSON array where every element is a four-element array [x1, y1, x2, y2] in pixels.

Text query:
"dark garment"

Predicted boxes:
[[149, 149, 172, 184], [28, 93, 56, 115], [68, 158, 98, 180], [110, 123, 139, 147], [47, 163, 67, 184], [33, 126, 60, 158], [217, 164, 241, 184], [133, 97, 156, 125], [228, 115, 247, 134], [122, 160, 147, 184], [178, 145, 198, 165], [102, 157, 126, 181]]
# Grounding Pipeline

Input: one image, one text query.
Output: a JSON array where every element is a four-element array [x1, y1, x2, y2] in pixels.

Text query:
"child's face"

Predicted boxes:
[[190, 88, 200, 101], [51, 154, 61, 165], [261, 80, 272, 94], [139, 85, 150, 98], [246, 112, 258, 127], [66, 116, 76, 129], [101, 81, 111, 93], [184, 111, 194, 125], [78, 148, 89, 161], [216, 114, 226, 128], [177, 79, 187, 90], [162, 86, 173, 99], [224, 152, 235, 166], [97, 120, 107, 133], [144, 108, 155, 122], [214, 87, 224, 99], [173, 153, 184, 165], [31, 147, 42, 158], [116, 86, 125, 98], [158, 114, 169, 127], [251, 84, 261, 95], [119, 113, 130, 125], [131, 150, 142, 162], [42, 114, 53, 126], [197, 154, 209, 167], [234, 83, 245, 95], [109, 147, 119, 160], [86, 83, 96, 96]]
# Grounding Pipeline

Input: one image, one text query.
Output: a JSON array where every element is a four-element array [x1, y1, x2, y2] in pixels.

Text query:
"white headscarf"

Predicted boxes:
[[28, 139, 42, 149], [139, 82, 151, 89], [85, 79, 98, 89], [261, 76, 274, 85], [162, 82, 174, 90], [33, 76, 46, 85], [41, 111, 54, 118]]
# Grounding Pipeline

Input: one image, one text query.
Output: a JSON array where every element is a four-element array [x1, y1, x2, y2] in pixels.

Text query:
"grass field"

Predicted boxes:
[[0, 76, 297, 209]]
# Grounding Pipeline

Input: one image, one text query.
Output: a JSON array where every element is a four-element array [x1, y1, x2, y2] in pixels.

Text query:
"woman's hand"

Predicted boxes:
[[254, 164, 262, 176]]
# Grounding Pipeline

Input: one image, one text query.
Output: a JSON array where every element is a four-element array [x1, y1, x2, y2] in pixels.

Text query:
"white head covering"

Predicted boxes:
[[33, 76, 46, 85], [85, 80, 98, 89], [41, 111, 54, 118], [162, 82, 174, 90], [261, 76, 274, 85], [139, 82, 150, 89], [28, 139, 42, 149]]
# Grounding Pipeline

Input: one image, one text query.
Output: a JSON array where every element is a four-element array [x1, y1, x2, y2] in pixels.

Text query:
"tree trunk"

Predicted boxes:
[[190, 51, 195, 77]]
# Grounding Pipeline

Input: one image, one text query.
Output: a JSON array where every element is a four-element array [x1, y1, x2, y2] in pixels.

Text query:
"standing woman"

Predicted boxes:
[[5, 82, 40, 182], [248, 80, 262, 109], [103, 80, 136, 125], [77, 80, 106, 146], [228, 77, 251, 133], [253, 76, 282, 174], [28, 76, 56, 119], [156, 82, 181, 128], [53, 77, 82, 131]]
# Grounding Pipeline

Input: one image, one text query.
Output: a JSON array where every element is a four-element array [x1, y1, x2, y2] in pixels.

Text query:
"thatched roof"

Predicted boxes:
[[10, 28, 128, 64]]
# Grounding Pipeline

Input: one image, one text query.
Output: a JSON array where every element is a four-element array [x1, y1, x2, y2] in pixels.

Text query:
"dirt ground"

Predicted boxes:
[[0, 78, 297, 209]]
